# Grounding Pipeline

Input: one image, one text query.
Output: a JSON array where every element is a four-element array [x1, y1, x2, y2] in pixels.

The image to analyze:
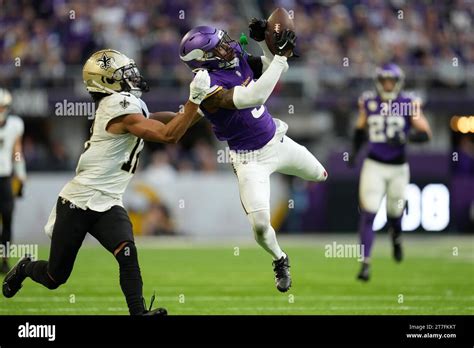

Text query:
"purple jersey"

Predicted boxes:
[[200, 47, 276, 151], [360, 91, 416, 163]]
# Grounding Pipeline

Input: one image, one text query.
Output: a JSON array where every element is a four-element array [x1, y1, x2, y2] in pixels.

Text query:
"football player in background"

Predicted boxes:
[[349, 63, 431, 281], [3, 49, 211, 315], [179, 21, 327, 292], [0, 88, 26, 274]]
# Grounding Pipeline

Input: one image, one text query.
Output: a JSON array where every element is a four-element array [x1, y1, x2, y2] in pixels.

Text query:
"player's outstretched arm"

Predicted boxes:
[[248, 18, 274, 73], [202, 32, 295, 112], [149, 110, 202, 126], [409, 101, 431, 142], [109, 70, 210, 143]]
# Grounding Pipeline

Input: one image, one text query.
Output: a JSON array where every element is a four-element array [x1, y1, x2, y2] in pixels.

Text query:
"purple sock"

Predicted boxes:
[[359, 211, 376, 261]]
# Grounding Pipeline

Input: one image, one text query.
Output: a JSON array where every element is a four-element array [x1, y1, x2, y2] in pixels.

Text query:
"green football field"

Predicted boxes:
[[1, 235, 473, 315]]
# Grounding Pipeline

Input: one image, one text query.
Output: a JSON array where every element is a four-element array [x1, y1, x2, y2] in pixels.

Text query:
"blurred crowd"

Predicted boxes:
[[1, 0, 472, 87], [0, 0, 473, 172]]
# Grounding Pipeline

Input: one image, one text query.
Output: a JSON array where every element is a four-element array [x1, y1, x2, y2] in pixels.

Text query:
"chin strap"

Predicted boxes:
[[91, 80, 119, 95]]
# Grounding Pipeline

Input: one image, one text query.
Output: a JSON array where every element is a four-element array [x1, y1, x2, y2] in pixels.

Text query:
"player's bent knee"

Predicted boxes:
[[115, 242, 138, 266], [45, 273, 65, 290], [248, 210, 271, 236]]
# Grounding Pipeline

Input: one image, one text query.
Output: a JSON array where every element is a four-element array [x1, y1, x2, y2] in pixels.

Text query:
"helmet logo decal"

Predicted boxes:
[[96, 53, 114, 70], [119, 97, 130, 109]]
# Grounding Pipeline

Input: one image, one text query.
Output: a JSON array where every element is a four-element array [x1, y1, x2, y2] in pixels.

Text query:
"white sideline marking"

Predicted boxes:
[[0, 306, 472, 313], [5, 295, 474, 302]]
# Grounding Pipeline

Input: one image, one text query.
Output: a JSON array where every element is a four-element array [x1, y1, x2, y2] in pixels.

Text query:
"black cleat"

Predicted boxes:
[[391, 233, 403, 263], [357, 262, 370, 282], [273, 254, 292, 292], [393, 243, 403, 263], [1, 259, 10, 274], [142, 307, 168, 316], [3, 255, 31, 298], [140, 292, 168, 316]]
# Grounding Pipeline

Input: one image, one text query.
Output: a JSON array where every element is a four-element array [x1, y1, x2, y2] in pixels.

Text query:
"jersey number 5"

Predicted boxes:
[[251, 105, 265, 119]]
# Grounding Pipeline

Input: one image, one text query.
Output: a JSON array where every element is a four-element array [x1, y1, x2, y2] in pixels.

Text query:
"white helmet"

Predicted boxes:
[[0, 88, 12, 123]]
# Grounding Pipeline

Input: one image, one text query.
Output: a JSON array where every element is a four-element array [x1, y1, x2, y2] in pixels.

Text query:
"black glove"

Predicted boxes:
[[249, 18, 267, 42], [274, 29, 297, 56]]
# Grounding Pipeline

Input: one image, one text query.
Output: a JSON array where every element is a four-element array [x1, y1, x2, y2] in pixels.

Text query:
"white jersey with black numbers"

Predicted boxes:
[[59, 92, 149, 212], [0, 115, 24, 177]]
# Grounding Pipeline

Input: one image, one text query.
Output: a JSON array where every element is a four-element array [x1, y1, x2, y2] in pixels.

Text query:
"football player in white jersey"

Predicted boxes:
[[3, 49, 211, 315], [0, 88, 27, 273]]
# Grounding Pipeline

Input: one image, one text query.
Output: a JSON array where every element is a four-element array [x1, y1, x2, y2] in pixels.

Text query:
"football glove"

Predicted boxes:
[[274, 29, 297, 57], [189, 70, 211, 104], [249, 18, 267, 42]]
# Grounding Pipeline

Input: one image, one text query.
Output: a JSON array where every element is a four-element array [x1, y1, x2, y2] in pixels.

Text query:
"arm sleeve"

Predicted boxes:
[[352, 128, 367, 157], [232, 55, 288, 110], [258, 41, 274, 72], [247, 56, 263, 79], [408, 130, 429, 143]]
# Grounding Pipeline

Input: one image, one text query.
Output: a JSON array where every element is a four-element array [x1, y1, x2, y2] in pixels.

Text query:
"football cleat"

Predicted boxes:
[[142, 307, 168, 316], [357, 262, 370, 282], [390, 229, 403, 263], [141, 292, 168, 316], [1, 259, 10, 274], [2, 255, 31, 298], [273, 254, 292, 292], [392, 240, 403, 263]]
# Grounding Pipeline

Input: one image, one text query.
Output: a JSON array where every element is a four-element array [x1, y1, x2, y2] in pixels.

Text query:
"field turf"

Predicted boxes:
[[1, 235, 473, 315]]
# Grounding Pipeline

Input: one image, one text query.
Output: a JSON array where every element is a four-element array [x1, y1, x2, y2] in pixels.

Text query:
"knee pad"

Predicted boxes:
[[115, 242, 138, 266], [248, 210, 271, 236]]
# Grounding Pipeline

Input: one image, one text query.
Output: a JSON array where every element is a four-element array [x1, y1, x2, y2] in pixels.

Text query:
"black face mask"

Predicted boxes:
[[114, 64, 150, 94]]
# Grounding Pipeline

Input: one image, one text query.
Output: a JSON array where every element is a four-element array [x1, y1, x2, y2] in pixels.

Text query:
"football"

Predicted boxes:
[[265, 7, 295, 55]]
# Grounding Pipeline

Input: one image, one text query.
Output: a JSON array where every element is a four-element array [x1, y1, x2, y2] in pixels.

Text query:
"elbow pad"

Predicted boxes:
[[232, 55, 288, 109]]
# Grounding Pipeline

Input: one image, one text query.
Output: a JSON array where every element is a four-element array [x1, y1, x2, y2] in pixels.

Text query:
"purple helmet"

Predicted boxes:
[[179, 26, 242, 72], [375, 63, 405, 100]]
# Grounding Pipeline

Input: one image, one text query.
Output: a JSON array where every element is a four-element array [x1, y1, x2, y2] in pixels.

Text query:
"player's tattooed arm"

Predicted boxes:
[[201, 88, 236, 112], [409, 101, 431, 142], [203, 54, 289, 113]]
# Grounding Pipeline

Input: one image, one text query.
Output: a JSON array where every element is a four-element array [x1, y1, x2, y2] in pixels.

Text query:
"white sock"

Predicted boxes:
[[247, 210, 284, 260]]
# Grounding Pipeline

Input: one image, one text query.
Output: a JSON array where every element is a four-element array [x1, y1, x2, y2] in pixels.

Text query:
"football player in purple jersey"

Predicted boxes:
[[179, 21, 328, 292], [349, 63, 432, 281]]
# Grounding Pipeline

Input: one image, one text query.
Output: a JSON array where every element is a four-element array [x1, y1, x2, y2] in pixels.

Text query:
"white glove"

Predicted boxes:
[[189, 69, 211, 104]]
